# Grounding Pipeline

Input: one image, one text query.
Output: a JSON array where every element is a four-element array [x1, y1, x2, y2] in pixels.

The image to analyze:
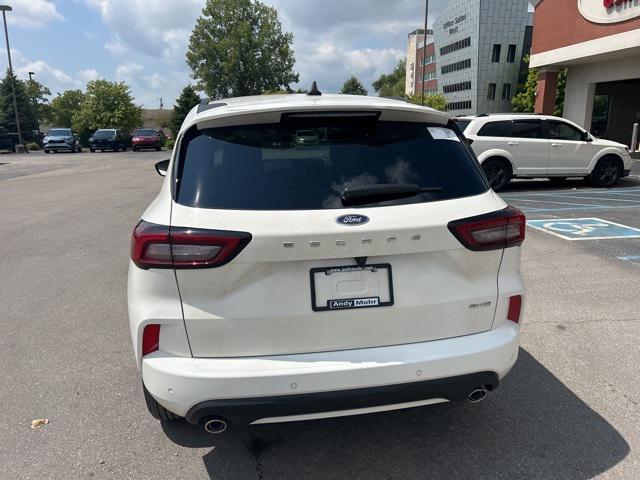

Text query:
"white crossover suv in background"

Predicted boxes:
[[455, 114, 633, 191], [128, 92, 525, 433]]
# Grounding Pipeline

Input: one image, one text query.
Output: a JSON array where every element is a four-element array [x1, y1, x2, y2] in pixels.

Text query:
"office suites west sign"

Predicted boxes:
[[578, 0, 640, 23]]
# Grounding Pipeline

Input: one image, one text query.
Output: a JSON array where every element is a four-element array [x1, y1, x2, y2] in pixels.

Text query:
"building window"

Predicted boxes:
[[502, 83, 511, 100], [491, 44, 501, 63], [446, 100, 472, 111], [440, 37, 471, 56], [443, 81, 472, 94], [423, 71, 436, 81], [487, 83, 496, 101], [507, 44, 516, 63], [441, 58, 471, 74]]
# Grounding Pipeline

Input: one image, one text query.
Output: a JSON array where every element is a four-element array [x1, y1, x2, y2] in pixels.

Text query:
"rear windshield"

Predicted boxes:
[[134, 129, 156, 136], [175, 119, 487, 210], [94, 130, 115, 139]]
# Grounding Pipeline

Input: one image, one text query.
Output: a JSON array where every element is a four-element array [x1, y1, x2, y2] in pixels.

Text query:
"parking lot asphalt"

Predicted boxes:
[[1, 151, 639, 479]]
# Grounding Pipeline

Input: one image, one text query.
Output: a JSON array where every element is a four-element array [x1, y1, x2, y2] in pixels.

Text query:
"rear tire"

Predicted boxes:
[[590, 155, 622, 187], [44, 150, 50, 154], [482, 158, 512, 192], [143, 384, 181, 421], [90, 148, 95, 153]]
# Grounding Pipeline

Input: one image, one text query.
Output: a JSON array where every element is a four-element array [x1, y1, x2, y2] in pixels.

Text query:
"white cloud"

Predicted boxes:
[[86, 0, 202, 61], [0, 50, 101, 96], [5, 0, 64, 29], [78, 69, 100, 83], [84, 0, 443, 103]]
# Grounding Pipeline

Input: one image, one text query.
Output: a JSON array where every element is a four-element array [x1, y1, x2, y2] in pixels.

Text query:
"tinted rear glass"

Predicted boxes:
[[478, 120, 544, 138], [94, 130, 115, 139], [452, 119, 471, 132], [176, 119, 487, 210], [477, 121, 511, 137]]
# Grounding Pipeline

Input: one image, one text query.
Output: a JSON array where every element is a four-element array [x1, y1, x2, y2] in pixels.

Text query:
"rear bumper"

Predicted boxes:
[[142, 321, 519, 424]]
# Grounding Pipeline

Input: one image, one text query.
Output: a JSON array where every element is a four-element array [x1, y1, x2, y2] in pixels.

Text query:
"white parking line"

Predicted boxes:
[[549, 195, 640, 203]]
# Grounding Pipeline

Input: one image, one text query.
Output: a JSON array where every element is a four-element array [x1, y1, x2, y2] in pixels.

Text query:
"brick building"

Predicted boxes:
[[530, 0, 640, 146], [405, 29, 438, 98]]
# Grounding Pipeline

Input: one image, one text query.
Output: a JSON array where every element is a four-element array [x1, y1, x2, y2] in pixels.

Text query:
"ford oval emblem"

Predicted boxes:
[[336, 214, 370, 226]]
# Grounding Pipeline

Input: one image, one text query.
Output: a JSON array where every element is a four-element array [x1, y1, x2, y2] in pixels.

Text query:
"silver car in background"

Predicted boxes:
[[43, 128, 82, 153]]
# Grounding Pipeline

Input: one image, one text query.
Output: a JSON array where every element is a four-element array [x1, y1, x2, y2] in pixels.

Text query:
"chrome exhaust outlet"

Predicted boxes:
[[203, 417, 228, 434], [468, 388, 488, 403]]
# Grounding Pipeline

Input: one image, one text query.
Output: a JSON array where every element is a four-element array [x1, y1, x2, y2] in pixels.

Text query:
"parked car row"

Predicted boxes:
[[43, 128, 166, 153], [454, 114, 634, 190]]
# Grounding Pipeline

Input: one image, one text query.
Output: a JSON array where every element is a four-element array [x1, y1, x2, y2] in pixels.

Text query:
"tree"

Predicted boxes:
[[405, 93, 448, 111], [186, 0, 299, 99], [170, 85, 201, 137], [340, 76, 368, 96], [49, 89, 85, 127], [512, 56, 567, 115], [25, 79, 52, 129], [0, 70, 39, 141], [72, 80, 141, 142], [554, 68, 567, 117], [372, 60, 406, 98]]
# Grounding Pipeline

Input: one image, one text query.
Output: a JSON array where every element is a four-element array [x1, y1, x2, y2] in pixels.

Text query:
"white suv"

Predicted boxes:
[[455, 114, 633, 191], [128, 93, 525, 432]]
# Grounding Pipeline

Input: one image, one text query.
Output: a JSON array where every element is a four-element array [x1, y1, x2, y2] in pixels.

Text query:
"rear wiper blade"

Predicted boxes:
[[341, 183, 443, 206]]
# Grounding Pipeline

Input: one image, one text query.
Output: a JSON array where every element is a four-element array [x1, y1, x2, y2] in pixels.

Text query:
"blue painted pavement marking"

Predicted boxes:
[[526, 218, 640, 241]]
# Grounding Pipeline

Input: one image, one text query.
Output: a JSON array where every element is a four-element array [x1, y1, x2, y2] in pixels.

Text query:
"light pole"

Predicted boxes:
[[421, 0, 430, 106], [28, 71, 40, 136], [0, 5, 24, 151]]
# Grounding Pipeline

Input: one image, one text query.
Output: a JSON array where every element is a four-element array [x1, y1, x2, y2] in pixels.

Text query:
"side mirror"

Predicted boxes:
[[155, 159, 170, 177], [582, 131, 592, 142]]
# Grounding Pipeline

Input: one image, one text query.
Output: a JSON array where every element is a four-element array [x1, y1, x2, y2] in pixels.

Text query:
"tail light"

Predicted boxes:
[[142, 324, 160, 356], [448, 206, 526, 251], [131, 220, 251, 269], [507, 295, 522, 323]]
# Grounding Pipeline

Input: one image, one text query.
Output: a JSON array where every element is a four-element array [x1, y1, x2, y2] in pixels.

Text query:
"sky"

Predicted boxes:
[[0, 0, 447, 108]]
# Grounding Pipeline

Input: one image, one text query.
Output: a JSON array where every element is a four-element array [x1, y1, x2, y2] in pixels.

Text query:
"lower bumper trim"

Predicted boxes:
[[184, 371, 499, 425]]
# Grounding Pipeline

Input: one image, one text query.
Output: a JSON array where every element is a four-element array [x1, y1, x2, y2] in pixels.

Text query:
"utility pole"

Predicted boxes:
[[0, 5, 24, 152], [158, 97, 163, 110], [28, 71, 40, 136], [421, 0, 430, 106]]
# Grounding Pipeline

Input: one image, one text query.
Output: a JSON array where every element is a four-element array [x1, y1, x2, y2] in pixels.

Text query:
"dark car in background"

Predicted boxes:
[[132, 128, 162, 151], [89, 129, 130, 152], [43, 128, 82, 153]]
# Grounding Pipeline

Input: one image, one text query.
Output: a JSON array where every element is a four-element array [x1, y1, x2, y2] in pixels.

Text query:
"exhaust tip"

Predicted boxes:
[[203, 417, 228, 434], [468, 388, 488, 403]]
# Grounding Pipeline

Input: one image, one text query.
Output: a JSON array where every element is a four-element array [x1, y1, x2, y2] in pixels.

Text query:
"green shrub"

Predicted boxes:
[[165, 138, 175, 150], [26, 142, 40, 151]]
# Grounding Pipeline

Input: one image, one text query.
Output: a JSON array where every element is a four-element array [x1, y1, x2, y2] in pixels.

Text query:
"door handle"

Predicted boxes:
[[507, 142, 519, 146], [551, 143, 563, 147]]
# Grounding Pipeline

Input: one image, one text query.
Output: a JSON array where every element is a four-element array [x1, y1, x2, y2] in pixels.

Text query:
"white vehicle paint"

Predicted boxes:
[[456, 114, 634, 191], [128, 93, 525, 428]]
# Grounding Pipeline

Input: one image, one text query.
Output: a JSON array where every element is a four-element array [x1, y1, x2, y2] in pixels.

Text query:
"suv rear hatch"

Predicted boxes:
[[169, 110, 510, 357]]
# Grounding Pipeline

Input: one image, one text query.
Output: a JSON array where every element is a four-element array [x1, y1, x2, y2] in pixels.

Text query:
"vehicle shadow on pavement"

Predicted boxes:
[[502, 176, 640, 193], [162, 349, 629, 479]]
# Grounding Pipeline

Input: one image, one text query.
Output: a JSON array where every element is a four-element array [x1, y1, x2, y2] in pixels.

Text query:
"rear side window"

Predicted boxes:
[[175, 119, 488, 210], [477, 121, 511, 137], [509, 120, 544, 138]]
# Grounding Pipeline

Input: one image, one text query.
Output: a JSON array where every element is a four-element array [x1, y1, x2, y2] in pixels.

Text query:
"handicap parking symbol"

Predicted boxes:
[[526, 218, 640, 241]]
